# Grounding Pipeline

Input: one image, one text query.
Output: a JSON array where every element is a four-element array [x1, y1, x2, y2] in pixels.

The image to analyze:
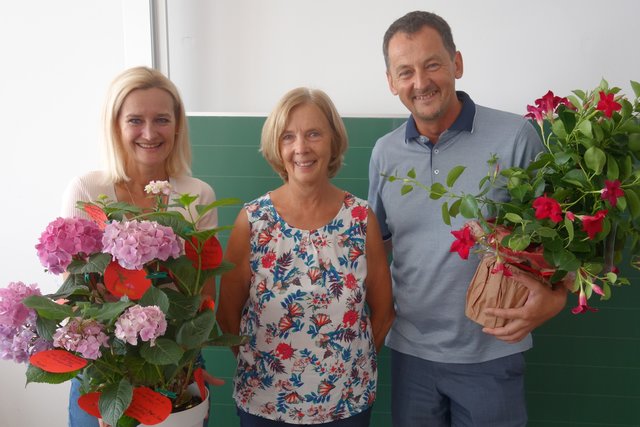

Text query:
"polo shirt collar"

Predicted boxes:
[[404, 91, 476, 143]]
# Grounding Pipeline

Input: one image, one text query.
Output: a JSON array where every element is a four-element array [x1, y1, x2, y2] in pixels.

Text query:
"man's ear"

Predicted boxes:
[[387, 71, 399, 96]]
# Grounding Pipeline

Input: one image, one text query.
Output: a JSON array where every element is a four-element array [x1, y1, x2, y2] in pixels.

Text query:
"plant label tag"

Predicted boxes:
[[29, 349, 87, 373], [125, 386, 172, 425], [77, 392, 102, 418]]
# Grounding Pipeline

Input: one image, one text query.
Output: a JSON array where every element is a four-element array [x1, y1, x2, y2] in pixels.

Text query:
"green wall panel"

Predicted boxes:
[[190, 115, 640, 427]]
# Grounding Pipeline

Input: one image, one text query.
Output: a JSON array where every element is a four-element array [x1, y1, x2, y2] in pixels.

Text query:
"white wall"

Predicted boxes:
[[166, 0, 639, 116], [0, 1, 638, 426]]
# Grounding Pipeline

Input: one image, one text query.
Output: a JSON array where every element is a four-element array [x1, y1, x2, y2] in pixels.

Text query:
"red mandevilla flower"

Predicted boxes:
[[532, 195, 563, 223], [601, 180, 624, 207], [596, 91, 622, 118], [581, 210, 608, 239], [450, 225, 475, 260], [491, 261, 513, 277], [524, 90, 570, 125], [571, 290, 599, 314]]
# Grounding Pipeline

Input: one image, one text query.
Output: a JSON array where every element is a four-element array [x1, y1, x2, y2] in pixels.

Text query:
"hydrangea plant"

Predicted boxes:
[[0, 181, 246, 427]]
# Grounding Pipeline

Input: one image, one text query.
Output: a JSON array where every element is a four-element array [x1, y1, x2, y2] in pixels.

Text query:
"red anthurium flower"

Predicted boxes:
[[601, 180, 624, 207], [103, 261, 151, 300], [532, 195, 563, 223], [596, 91, 622, 118], [571, 290, 598, 314], [450, 225, 475, 260], [581, 210, 608, 239], [185, 235, 223, 270]]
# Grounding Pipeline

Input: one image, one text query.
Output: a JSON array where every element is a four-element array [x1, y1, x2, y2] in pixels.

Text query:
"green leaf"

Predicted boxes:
[[176, 310, 216, 349], [25, 364, 78, 385], [207, 333, 250, 347], [459, 195, 480, 219], [49, 274, 90, 299], [584, 146, 606, 174], [577, 119, 592, 137], [564, 217, 575, 243], [430, 183, 446, 200], [551, 116, 567, 139], [400, 185, 413, 195], [67, 253, 112, 275], [625, 189, 640, 219], [504, 213, 523, 224], [140, 338, 184, 365], [165, 289, 201, 320], [407, 168, 416, 179], [22, 295, 74, 320], [139, 286, 170, 313], [446, 166, 466, 187], [86, 301, 133, 323], [35, 316, 58, 341], [99, 378, 133, 427], [605, 154, 619, 180], [562, 169, 588, 188], [195, 197, 243, 218], [631, 80, 640, 99], [448, 199, 462, 218], [510, 184, 531, 203], [441, 202, 451, 226], [536, 227, 558, 238], [504, 234, 531, 251]]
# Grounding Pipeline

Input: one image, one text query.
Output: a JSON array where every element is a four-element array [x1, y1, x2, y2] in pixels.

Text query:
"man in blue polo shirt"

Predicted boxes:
[[368, 11, 569, 427]]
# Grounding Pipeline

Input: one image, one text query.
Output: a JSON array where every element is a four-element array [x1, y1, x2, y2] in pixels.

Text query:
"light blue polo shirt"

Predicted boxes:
[[368, 92, 544, 363]]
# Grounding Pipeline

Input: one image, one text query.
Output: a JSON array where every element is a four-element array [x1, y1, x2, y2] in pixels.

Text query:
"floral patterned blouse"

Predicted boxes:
[[233, 192, 377, 424]]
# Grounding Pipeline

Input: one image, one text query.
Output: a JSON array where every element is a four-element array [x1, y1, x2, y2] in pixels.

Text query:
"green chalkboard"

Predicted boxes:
[[189, 115, 640, 427]]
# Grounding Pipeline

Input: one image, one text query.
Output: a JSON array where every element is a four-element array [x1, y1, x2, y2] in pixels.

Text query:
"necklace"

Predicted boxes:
[[123, 182, 139, 207]]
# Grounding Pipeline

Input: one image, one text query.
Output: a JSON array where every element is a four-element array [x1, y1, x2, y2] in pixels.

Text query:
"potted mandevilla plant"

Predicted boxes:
[[0, 181, 246, 427], [387, 79, 640, 325]]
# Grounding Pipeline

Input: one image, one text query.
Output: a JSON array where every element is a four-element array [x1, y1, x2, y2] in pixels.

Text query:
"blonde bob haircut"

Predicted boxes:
[[260, 87, 348, 181], [102, 66, 191, 183]]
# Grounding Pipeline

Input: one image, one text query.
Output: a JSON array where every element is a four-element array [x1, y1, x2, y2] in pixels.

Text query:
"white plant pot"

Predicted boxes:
[[141, 384, 209, 427]]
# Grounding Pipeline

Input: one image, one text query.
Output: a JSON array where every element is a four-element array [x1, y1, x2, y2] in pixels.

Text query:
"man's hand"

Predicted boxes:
[[482, 268, 569, 343]]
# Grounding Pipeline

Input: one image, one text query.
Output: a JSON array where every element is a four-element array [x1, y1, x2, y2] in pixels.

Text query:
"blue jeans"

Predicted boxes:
[[69, 378, 100, 427], [237, 407, 372, 426], [390, 349, 527, 427]]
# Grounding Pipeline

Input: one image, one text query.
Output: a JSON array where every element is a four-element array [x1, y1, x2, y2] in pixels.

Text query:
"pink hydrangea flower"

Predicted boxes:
[[144, 180, 172, 196], [0, 282, 51, 362], [52, 318, 109, 360], [35, 217, 104, 274], [0, 281, 41, 328], [102, 220, 182, 270], [114, 305, 167, 347]]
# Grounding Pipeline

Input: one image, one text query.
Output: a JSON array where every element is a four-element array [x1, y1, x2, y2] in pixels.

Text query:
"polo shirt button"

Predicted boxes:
[[434, 149, 439, 154], [434, 170, 439, 175]]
